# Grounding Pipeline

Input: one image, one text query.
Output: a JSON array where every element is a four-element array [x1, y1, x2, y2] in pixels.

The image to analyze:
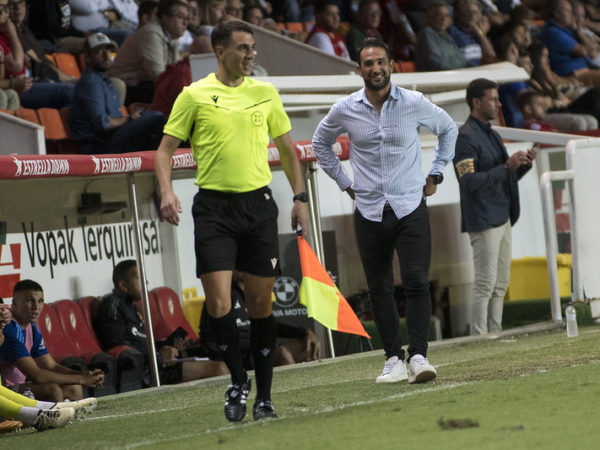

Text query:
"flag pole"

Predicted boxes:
[[304, 163, 336, 358]]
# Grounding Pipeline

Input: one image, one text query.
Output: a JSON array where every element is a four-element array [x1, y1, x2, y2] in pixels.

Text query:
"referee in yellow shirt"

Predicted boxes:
[[155, 21, 309, 422]]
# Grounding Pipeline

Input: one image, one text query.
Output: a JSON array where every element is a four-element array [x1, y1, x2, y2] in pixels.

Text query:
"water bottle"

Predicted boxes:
[[565, 302, 579, 338], [22, 382, 35, 400]]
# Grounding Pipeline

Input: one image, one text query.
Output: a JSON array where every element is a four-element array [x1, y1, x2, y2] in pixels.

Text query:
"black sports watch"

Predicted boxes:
[[430, 173, 444, 185], [293, 192, 308, 203]]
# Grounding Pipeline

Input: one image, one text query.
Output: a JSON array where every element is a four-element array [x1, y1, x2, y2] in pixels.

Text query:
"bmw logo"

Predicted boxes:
[[273, 276, 300, 308]]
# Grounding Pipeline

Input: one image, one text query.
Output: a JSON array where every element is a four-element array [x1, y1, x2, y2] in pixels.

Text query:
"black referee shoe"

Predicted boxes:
[[224, 378, 251, 422], [253, 400, 278, 420]]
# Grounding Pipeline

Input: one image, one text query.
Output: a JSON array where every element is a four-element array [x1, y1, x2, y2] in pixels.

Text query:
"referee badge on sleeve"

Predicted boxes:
[[455, 158, 475, 178]]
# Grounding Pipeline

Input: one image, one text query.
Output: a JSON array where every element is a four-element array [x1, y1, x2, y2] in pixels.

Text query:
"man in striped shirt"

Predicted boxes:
[[312, 37, 457, 385]]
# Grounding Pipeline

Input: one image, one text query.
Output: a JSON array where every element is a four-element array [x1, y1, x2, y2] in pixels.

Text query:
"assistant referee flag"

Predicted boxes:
[[297, 236, 370, 338]]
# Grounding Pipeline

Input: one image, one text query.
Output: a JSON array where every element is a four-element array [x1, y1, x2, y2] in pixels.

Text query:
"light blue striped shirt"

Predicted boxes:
[[312, 84, 458, 222]]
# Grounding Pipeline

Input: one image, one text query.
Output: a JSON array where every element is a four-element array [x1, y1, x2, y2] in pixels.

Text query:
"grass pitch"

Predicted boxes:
[[3, 325, 600, 449]]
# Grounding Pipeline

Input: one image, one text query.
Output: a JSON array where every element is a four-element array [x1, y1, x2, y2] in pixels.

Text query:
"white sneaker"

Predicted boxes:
[[375, 356, 408, 383], [33, 407, 75, 431], [55, 397, 97, 419], [408, 354, 437, 384]]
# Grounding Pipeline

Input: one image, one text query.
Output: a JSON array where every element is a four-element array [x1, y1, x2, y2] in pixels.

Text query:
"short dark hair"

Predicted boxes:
[[315, 0, 340, 16], [13, 279, 43, 296], [138, 0, 159, 22], [517, 89, 544, 112], [466, 78, 498, 109], [113, 259, 137, 289], [211, 20, 254, 49], [157, 0, 188, 19], [357, 37, 391, 65]]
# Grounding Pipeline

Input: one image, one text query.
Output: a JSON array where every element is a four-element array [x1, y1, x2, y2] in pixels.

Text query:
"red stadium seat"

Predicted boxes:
[[37, 303, 87, 370], [52, 52, 82, 78], [52, 300, 117, 396], [149, 287, 199, 341], [15, 108, 40, 125]]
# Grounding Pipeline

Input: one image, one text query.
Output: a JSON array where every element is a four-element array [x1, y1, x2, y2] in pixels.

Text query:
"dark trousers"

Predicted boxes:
[[354, 200, 432, 361], [80, 110, 166, 154]]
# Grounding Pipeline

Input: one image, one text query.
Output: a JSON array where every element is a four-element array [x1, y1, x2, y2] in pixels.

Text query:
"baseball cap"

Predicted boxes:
[[84, 33, 118, 52]]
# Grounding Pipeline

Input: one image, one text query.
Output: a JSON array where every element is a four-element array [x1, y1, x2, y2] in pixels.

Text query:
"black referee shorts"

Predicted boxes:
[[192, 186, 281, 277]]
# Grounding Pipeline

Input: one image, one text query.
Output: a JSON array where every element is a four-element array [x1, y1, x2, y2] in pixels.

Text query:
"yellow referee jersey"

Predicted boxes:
[[164, 73, 291, 192]]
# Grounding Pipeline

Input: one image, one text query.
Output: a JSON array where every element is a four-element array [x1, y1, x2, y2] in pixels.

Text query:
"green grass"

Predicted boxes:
[[4, 326, 600, 449]]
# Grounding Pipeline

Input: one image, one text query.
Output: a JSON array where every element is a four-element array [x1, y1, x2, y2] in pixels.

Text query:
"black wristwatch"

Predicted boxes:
[[293, 192, 308, 203], [430, 173, 444, 185]]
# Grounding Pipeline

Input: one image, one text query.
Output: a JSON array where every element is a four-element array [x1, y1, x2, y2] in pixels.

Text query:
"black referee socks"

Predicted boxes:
[[210, 309, 246, 386], [250, 315, 276, 402]]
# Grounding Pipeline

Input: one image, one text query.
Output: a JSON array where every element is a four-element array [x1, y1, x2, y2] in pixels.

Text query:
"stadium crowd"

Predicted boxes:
[[4, 0, 600, 135]]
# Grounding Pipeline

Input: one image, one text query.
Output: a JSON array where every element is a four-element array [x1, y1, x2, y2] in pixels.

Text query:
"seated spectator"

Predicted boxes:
[[0, 280, 105, 402], [94, 260, 229, 387], [305, 0, 350, 60], [345, 0, 383, 63], [108, 0, 187, 104], [542, 0, 600, 87], [189, 0, 226, 53], [573, 0, 600, 68], [448, 0, 496, 67], [225, 0, 244, 20], [9, 0, 77, 84], [499, 40, 598, 131], [68, 0, 132, 45], [201, 271, 321, 368], [271, 0, 302, 22], [70, 33, 166, 154], [244, 4, 264, 27], [518, 89, 558, 131], [378, 0, 416, 61], [416, 1, 467, 71], [27, 0, 86, 53], [529, 40, 600, 125], [137, 0, 160, 28], [505, 19, 533, 55], [180, 0, 202, 53], [0, 0, 73, 109], [0, 44, 20, 110]]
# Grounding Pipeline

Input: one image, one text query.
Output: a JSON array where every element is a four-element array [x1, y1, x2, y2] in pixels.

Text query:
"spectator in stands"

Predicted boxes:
[[378, 0, 416, 61], [137, 0, 159, 28], [271, 0, 302, 22], [108, 0, 187, 104], [70, 33, 166, 154], [190, 0, 226, 53], [107, 0, 141, 30], [454, 79, 537, 336], [68, 0, 132, 45], [345, 0, 383, 63], [448, 0, 496, 67], [528, 40, 600, 128], [201, 271, 321, 368], [542, 0, 600, 87], [244, 4, 264, 26], [305, 0, 350, 60], [498, 37, 597, 131], [180, 0, 202, 53], [506, 19, 532, 54], [27, 0, 86, 53], [573, 0, 600, 68], [0, 279, 105, 402], [518, 89, 559, 131], [9, 0, 77, 83], [0, 0, 73, 109], [416, 1, 467, 72], [94, 260, 229, 387], [226, 0, 244, 20], [0, 45, 20, 110]]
